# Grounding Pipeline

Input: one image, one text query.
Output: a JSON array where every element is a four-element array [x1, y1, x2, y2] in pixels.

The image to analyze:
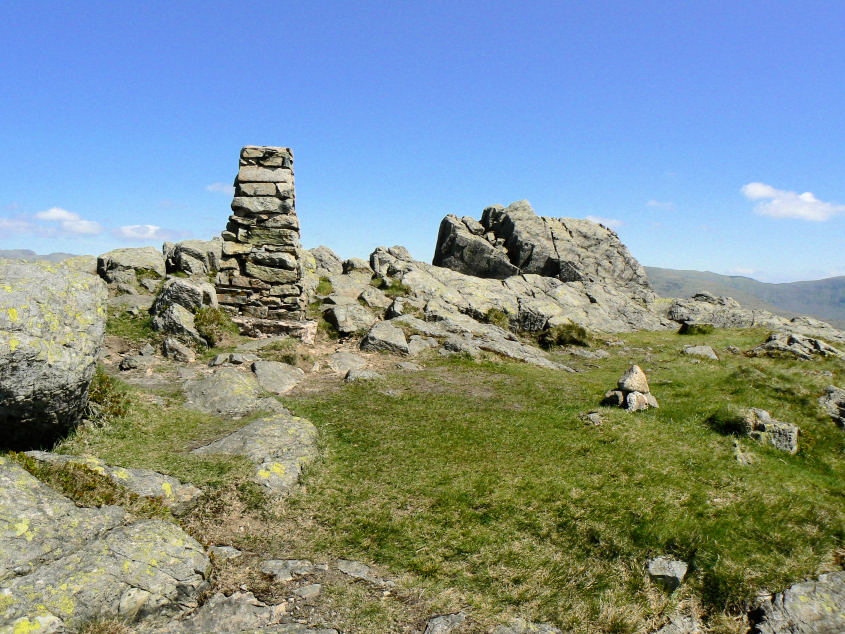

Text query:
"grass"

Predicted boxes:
[[679, 322, 715, 335], [370, 276, 411, 298], [483, 307, 511, 330], [105, 309, 160, 344], [316, 276, 334, 296], [12, 325, 844, 632], [194, 306, 240, 347], [258, 337, 314, 370]]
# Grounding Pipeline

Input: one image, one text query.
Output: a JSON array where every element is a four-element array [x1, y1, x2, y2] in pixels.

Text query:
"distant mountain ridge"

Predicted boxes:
[[646, 267, 845, 329], [0, 249, 80, 263]]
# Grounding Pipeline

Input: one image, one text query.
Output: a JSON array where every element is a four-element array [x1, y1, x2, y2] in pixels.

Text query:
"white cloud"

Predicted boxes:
[[35, 207, 79, 222], [206, 182, 234, 195], [0, 217, 32, 233], [741, 182, 845, 221], [114, 224, 171, 241], [585, 215, 623, 228], [34, 207, 103, 235], [646, 199, 674, 211], [728, 267, 755, 276]]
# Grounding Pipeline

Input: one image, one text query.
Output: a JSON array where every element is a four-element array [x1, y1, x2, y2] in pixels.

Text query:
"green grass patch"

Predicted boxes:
[[538, 322, 594, 348], [105, 310, 159, 344], [258, 337, 314, 370], [678, 322, 715, 335], [194, 306, 240, 347], [370, 276, 411, 298], [483, 307, 511, 330], [316, 276, 334, 296]]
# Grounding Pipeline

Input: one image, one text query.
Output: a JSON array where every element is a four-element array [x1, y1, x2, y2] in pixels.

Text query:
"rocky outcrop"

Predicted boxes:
[[97, 246, 166, 290], [215, 146, 308, 334], [751, 570, 844, 633], [819, 385, 845, 427], [370, 246, 666, 333], [744, 408, 799, 454], [0, 260, 107, 449], [163, 238, 222, 277], [747, 331, 841, 360], [0, 457, 210, 631]]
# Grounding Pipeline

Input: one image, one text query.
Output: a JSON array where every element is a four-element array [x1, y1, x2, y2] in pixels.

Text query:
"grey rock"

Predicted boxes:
[[682, 345, 718, 360], [321, 294, 358, 306], [655, 615, 702, 634], [97, 246, 165, 286], [294, 583, 321, 600], [618, 365, 650, 393], [252, 360, 305, 395], [342, 257, 372, 274], [580, 412, 604, 426], [424, 611, 467, 634], [647, 556, 688, 591], [442, 337, 481, 358], [397, 361, 422, 371], [752, 570, 844, 634], [819, 385, 845, 427], [152, 303, 205, 345], [210, 353, 230, 367], [433, 214, 519, 279], [602, 390, 625, 407], [164, 337, 196, 364], [749, 331, 842, 360], [183, 368, 263, 417], [152, 278, 217, 315], [141, 342, 156, 356], [120, 354, 144, 370], [491, 619, 562, 633], [360, 321, 410, 355], [164, 238, 223, 277], [336, 559, 391, 586], [191, 412, 318, 496], [626, 391, 650, 412], [324, 304, 376, 335], [0, 261, 107, 449], [408, 334, 439, 356], [24, 451, 203, 515], [209, 546, 242, 561], [0, 461, 209, 632], [309, 245, 343, 277], [327, 351, 368, 374], [475, 337, 570, 370], [229, 352, 259, 365], [260, 559, 315, 583], [358, 286, 391, 309], [345, 369, 384, 383], [645, 392, 660, 409], [108, 292, 155, 315], [745, 408, 799, 454]]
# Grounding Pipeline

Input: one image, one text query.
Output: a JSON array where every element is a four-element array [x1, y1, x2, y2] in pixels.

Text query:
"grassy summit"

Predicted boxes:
[[39, 326, 844, 632]]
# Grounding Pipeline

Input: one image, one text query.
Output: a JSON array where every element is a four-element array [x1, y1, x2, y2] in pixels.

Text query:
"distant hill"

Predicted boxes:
[[646, 267, 845, 329], [0, 249, 79, 263]]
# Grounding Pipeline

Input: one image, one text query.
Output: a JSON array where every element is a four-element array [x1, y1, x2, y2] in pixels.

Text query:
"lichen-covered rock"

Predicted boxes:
[[0, 457, 209, 631], [423, 611, 467, 634], [260, 559, 317, 583], [752, 571, 844, 633], [23, 451, 202, 515], [433, 214, 518, 278], [163, 337, 196, 364], [97, 246, 166, 287], [152, 303, 205, 345], [163, 238, 223, 277], [666, 292, 781, 329], [183, 368, 275, 418], [745, 408, 799, 454], [647, 556, 688, 591], [682, 345, 718, 360], [309, 245, 343, 277], [819, 385, 845, 427], [324, 304, 376, 335], [0, 260, 107, 448], [151, 278, 218, 315], [345, 369, 384, 383], [0, 456, 125, 581], [191, 413, 318, 496]]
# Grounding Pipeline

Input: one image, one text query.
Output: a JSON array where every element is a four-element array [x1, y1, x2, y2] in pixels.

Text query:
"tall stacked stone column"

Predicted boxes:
[[216, 146, 308, 335]]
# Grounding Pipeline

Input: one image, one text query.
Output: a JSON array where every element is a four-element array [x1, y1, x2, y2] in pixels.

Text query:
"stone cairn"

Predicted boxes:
[[215, 146, 312, 338]]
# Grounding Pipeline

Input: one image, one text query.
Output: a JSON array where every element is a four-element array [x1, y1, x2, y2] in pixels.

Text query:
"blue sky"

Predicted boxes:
[[1, 1, 844, 282]]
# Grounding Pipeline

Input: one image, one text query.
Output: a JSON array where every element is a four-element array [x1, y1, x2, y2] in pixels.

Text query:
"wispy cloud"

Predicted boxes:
[[585, 215, 623, 228], [646, 199, 674, 211], [35, 207, 103, 235], [0, 217, 33, 234], [113, 224, 173, 241], [742, 182, 845, 221], [206, 182, 234, 195]]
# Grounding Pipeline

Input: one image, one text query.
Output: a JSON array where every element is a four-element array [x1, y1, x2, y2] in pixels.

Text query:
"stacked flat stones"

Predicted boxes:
[[216, 146, 306, 330]]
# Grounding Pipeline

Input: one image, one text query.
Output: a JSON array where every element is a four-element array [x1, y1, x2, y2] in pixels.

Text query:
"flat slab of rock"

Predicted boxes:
[[345, 369, 384, 383], [327, 351, 368, 374], [424, 611, 466, 633], [682, 345, 718, 360], [24, 451, 202, 515], [253, 360, 305, 395], [183, 368, 283, 418], [752, 570, 844, 634], [191, 413, 317, 496], [0, 458, 210, 631], [336, 559, 393, 587], [260, 559, 318, 582], [324, 304, 376, 335]]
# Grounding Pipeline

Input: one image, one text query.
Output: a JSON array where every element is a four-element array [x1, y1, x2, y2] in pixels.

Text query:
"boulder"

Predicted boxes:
[[183, 367, 266, 417], [752, 571, 844, 634], [309, 245, 343, 277], [618, 365, 650, 393], [647, 556, 688, 591], [191, 412, 318, 496], [151, 278, 217, 315], [360, 322, 410, 355], [163, 238, 223, 277], [432, 214, 519, 278], [324, 304, 377, 335], [163, 337, 196, 363], [152, 304, 205, 345], [260, 559, 317, 583], [97, 246, 166, 287], [423, 611, 467, 634], [603, 365, 658, 411], [252, 360, 305, 395], [345, 369, 385, 383], [744, 408, 799, 454], [819, 385, 845, 427], [342, 257, 372, 275], [0, 261, 107, 449], [327, 351, 368, 374]]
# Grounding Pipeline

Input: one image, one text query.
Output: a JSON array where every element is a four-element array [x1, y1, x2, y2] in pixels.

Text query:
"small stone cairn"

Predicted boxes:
[[215, 146, 310, 337], [602, 365, 659, 411]]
